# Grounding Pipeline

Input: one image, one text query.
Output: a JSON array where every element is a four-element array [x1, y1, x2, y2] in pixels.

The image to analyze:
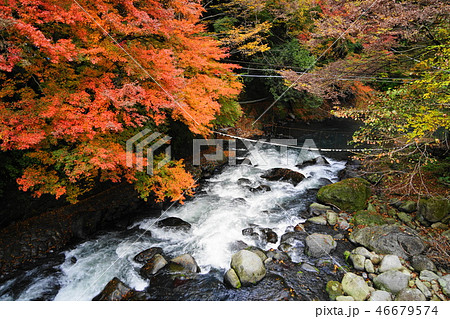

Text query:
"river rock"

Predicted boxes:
[[418, 197, 450, 223], [92, 277, 147, 301], [336, 296, 354, 301], [261, 228, 278, 244], [155, 217, 191, 232], [133, 247, 163, 264], [373, 270, 409, 294], [415, 279, 432, 298], [326, 281, 344, 301], [231, 250, 266, 285], [224, 269, 241, 289], [368, 290, 392, 301], [170, 254, 200, 273], [309, 202, 332, 215], [341, 273, 371, 301], [296, 156, 330, 169], [411, 255, 437, 272], [352, 246, 372, 259], [305, 233, 337, 257], [349, 224, 425, 259], [316, 178, 371, 211], [261, 168, 305, 186], [395, 288, 426, 301], [419, 270, 439, 282], [438, 275, 450, 297], [140, 254, 168, 278], [307, 215, 327, 225], [248, 185, 271, 193], [379, 255, 403, 273], [350, 254, 366, 271], [326, 211, 338, 226], [365, 259, 375, 273], [237, 178, 252, 187]]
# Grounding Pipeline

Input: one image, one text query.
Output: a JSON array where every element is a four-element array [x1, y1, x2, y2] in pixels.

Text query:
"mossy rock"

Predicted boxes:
[[418, 197, 450, 223], [317, 178, 371, 212], [352, 210, 387, 227], [326, 281, 344, 301]]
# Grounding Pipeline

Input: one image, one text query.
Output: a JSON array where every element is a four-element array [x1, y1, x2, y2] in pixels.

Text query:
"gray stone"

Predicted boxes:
[[336, 296, 354, 301], [341, 273, 371, 301], [337, 218, 350, 230], [415, 279, 432, 298], [379, 255, 403, 273], [170, 254, 200, 273], [395, 288, 426, 301], [373, 270, 409, 294], [365, 259, 375, 273], [352, 247, 372, 259], [368, 290, 392, 301], [438, 275, 450, 297], [349, 224, 425, 259], [307, 215, 327, 225], [419, 270, 439, 282], [305, 233, 337, 257], [309, 202, 332, 215], [326, 211, 338, 226], [140, 254, 168, 278], [231, 250, 266, 285], [411, 255, 437, 272], [301, 263, 319, 273], [245, 246, 268, 262], [224, 269, 241, 289], [326, 281, 344, 301], [350, 254, 366, 271]]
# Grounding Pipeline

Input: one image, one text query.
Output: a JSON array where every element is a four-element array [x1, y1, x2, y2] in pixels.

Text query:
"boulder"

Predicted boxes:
[[245, 246, 268, 262], [418, 197, 450, 223], [395, 288, 426, 301], [379, 255, 403, 273], [231, 250, 266, 285], [411, 255, 437, 272], [341, 273, 371, 301], [349, 225, 425, 259], [305, 233, 337, 257], [92, 278, 146, 301], [438, 275, 450, 297], [224, 269, 241, 289], [170, 254, 200, 273], [261, 168, 305, 186], [373, 270, 409, 294], [155, 217, 191, 231], [326, 281, 344, 301], [317, 178, 371, 212], [368, 290, 392, 301], [140, 254, 168, 278], [133, 247, 163, 264]]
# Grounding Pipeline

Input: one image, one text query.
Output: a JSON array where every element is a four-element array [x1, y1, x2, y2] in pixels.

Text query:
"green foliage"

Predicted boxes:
[[213, 98, 243, 127]]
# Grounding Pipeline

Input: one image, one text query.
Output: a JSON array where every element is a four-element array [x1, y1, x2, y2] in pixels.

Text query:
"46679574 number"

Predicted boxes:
[[376, 306, 438, 316]]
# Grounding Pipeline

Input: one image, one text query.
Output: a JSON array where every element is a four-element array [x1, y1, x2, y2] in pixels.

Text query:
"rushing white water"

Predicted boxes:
[[0, 145, 345, 301]]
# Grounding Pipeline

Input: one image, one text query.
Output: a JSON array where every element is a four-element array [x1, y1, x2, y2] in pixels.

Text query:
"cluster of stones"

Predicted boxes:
[[327, 249, 450, 301]]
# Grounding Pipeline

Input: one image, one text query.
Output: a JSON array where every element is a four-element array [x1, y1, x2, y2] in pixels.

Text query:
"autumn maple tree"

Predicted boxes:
[[0, 0, 242, 202]]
